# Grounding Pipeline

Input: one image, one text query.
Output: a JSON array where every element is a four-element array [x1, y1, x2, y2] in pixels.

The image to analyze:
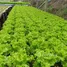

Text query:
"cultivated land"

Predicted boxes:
[[0, 5, 67, 67]]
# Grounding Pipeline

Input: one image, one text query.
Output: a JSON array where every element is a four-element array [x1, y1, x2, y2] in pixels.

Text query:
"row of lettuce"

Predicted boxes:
[[0, 6, 67, 67], [0, 2, 30, 5]]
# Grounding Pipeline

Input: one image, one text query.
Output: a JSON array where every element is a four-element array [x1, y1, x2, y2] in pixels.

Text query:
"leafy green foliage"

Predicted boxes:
[[0, 6, 67, 67], [0, 2, 30, 5]]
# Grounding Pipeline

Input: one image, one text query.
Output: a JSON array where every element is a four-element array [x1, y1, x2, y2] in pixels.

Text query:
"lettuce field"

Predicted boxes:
[[0, 6, 67, 67]]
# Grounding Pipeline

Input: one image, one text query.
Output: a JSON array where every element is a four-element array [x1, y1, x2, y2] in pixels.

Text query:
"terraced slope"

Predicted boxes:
[[0, 6, 67, 67]]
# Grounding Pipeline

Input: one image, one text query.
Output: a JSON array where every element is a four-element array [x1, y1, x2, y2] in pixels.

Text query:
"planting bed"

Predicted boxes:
[[0, 2, 30, 5], [0, 6, 67, 67]]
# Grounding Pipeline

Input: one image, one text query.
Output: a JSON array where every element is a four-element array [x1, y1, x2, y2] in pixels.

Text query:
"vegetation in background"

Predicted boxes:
[[0, 0, 10, 2], [0, 2, 30, 5]]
